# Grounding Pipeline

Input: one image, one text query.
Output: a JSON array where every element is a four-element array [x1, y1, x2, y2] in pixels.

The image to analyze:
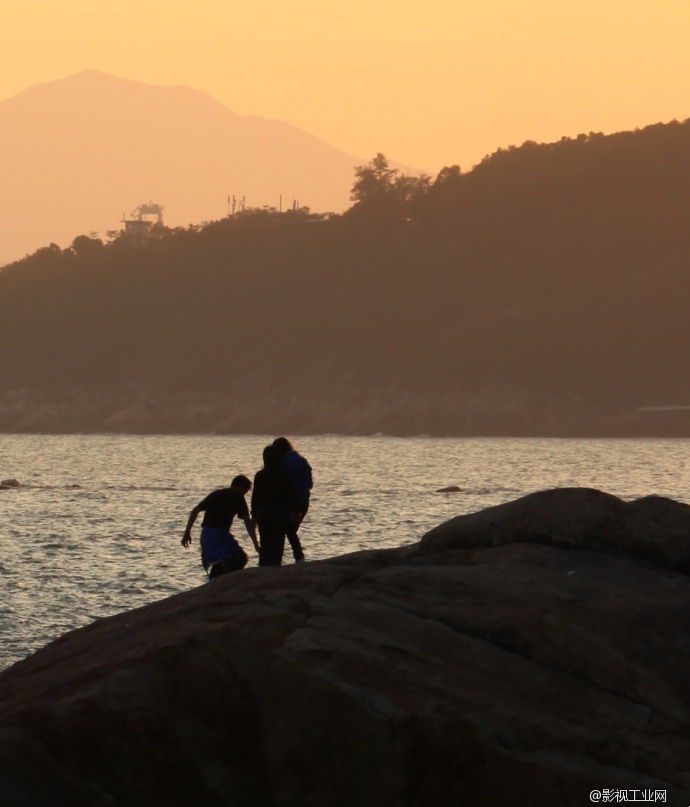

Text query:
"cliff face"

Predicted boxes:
[[0, 488, 689, 806]]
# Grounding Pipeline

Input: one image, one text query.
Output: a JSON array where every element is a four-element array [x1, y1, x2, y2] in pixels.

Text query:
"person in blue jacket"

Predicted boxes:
[[272, 436, 313, 562]]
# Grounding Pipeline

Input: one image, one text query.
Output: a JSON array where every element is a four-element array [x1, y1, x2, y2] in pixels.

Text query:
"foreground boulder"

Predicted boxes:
[[0, 487, 689, 805]]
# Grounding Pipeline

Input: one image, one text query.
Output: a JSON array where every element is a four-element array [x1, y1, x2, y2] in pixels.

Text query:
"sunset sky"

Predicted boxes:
[[2, 0, 690, 174]]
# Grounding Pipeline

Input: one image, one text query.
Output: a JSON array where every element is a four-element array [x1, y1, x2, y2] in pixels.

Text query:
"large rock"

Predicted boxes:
[[0, 487, 689, 805], [420, 486, 690, 572]]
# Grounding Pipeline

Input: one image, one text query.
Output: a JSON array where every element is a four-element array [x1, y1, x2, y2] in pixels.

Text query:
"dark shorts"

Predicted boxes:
[[200, 526, 247, 576]]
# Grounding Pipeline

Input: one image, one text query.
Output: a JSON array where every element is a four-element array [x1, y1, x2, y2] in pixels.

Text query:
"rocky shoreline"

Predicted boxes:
[[0, 487, 689, 805], [0, 389, 689, 437]]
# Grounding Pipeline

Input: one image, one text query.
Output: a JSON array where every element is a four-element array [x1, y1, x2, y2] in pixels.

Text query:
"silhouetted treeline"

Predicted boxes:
[[1, 120, 689, 434]]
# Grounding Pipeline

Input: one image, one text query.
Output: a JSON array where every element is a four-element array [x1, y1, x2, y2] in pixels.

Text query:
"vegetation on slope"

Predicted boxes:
[[1, 120, 689, 432]]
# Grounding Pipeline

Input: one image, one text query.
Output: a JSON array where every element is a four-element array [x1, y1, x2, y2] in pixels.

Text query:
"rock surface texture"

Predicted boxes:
[[0, 487, 689, 806]]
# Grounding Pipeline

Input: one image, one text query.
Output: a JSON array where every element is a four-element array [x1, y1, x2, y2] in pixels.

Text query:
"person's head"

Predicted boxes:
[[262, 444, 283, 470], [231, 474, 252, 495], [272, 436, 293, 456]]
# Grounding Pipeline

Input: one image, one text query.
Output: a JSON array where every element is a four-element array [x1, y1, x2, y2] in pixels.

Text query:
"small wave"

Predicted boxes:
[[18, 483, 83, 490], [465, 486, 524, 496], [105, 485, 180, 492], [13, 483, 180, 492], [117, 585, 148, 595]]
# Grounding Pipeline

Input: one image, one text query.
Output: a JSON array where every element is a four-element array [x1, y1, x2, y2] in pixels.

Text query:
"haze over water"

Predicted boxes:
[[1, 433, 688, 670]]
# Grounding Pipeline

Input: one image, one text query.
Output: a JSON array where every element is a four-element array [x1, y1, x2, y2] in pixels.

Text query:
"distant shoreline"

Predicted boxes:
[[1, 389, 688, 438]]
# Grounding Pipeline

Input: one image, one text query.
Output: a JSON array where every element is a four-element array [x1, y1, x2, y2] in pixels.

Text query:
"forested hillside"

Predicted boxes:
[[1, 120, 689, 435]]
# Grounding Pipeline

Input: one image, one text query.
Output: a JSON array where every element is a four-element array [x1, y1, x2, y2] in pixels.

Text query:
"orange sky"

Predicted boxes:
[[2, 0, 690, 174]]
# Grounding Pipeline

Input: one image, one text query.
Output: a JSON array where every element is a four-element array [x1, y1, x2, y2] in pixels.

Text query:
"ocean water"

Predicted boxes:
[[1, 434, 688, 670]]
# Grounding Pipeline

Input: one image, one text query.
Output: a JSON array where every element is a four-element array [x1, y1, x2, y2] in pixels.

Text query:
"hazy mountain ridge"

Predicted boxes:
[[0, 70, 364, 265], [1, 117, 689, 436]]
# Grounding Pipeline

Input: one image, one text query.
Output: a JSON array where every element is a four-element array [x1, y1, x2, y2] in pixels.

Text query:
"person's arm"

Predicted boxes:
[[182, 504, 202, 548], [243, 516, 260, 554], [250, 474, 262, 514]]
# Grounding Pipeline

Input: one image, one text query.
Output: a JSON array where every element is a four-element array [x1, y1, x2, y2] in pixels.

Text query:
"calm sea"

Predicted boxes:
[[1, 434, 688, 670]]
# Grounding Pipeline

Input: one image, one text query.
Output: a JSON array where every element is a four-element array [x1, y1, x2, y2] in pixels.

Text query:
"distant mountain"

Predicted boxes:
[[0, 70, 364, 265]]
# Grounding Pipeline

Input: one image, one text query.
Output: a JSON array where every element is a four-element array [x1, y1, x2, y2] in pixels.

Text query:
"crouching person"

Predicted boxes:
[[182, 474, 259, 579]]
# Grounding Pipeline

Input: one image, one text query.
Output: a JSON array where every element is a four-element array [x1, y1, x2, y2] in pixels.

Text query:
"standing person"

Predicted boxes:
[[182, 474, 259, 579], [272, 436, 313, 562], [252, 444, 297, 567]]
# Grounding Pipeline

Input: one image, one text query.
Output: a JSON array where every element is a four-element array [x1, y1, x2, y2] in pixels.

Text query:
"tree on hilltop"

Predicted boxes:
[[350, 153, 398, 203], [349, 153, 431, 222], [71, 234, 104, 256]]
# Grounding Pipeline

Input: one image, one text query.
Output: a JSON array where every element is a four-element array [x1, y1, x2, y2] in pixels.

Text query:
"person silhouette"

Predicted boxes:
[[272, 437, 313, 562], [252, 444, 297, 566], [182, 474, 259, 579]]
